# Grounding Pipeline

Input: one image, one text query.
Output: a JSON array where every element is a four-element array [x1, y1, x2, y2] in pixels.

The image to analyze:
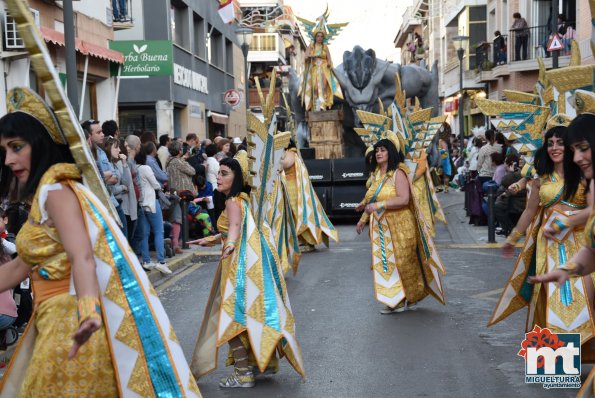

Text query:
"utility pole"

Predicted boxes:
[[551, 0, 559, 69], [63, 0, 79, 115]]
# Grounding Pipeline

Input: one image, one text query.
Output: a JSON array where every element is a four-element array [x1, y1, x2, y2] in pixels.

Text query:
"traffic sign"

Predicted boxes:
[[547, 34, 564, 52]]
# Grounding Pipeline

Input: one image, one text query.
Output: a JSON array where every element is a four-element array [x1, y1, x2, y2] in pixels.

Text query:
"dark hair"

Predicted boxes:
[[134, 146, 148, 165], [143, 141, 156, 155], [103, 136, 120, 162], [81, 119, 100, 136], [365, 149, 375, 173], [205, 143, 218, 157], [564, 114, 595, 200], [490, 151, 504, 166], [370, 139, 403, 172], [534, 126, 566, 178], [219, 157, 247, 198], [159, 134, 170, 147], [505, 153, 520, 167], [513, 12, 521, 19], [287, 138, 297, 149], [140, 131, 156, 144], [0, 112, 75, 200], [494, 30, 501, 36], [485, 129, 495, 144], [102, 120, 118, 137], [194, 174, 206, 189], [186, 133, 197, 142]]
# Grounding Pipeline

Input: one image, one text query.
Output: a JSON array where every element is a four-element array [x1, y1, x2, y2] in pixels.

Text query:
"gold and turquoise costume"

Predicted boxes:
[[191, 193, 304, 378], [282, 148, 339, 248], [361, 165, 446, 308], [0, 165, 201, 398], [296, 8, 347, 112], [489, 173, 595, 343], [300, 43, 343, 111]]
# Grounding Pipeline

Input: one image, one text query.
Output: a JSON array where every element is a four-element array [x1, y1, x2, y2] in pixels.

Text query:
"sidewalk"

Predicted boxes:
[[434, 190, 509, 247], [0, 244, 221, 379]]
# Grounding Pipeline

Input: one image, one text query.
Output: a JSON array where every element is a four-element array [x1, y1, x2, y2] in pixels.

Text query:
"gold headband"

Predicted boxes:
[[545, 113, 572, 131], [233, 150, 250, 186], [573, 90, 595, 115], [6, 87, 66, 145]]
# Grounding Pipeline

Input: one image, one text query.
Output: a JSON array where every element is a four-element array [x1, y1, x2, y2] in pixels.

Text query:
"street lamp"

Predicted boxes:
[[236, 27, 254, 109], [452, 35, 469, 157]]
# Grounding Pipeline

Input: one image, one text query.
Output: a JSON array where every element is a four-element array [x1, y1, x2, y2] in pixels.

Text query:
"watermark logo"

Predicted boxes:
[[518, 326, 581, 389]]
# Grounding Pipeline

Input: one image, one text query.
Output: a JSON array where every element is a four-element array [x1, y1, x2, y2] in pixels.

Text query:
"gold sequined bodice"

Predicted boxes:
[[16, 163, 82, 280], [538, 172, 587, 209], [216, 193, 250, 240]]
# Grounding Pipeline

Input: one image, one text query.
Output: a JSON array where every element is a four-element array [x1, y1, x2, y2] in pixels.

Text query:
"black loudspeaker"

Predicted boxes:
[[300, 148, 315, 159], [332, 157, 369, 183], [312, 185, 329, 212], [330, 185, 367, 212], [303, 159, 332, 184]]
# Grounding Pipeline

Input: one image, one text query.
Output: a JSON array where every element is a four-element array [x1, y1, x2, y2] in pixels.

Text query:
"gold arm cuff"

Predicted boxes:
[[77, 296, 101, 326], [506, 228, 524, 245]]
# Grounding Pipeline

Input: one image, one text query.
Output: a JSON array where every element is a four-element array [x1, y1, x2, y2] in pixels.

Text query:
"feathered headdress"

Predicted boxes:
[[296, 6, 348, 44]]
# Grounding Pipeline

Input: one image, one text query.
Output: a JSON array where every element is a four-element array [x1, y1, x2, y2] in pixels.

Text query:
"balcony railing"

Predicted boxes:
[[247, 32, 285, 63], [475, 34, 508, 71], [509, 23, 573, 63], [112, 0, 134, 30]]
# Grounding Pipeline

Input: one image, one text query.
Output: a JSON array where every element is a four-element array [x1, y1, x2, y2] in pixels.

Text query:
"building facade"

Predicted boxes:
[[114, 0, 246, 140], [0, 0, 124, 122]]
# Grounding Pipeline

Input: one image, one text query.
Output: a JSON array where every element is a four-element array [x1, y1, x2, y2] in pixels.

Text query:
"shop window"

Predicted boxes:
[[193, 12, 205, 58], [210, 29, 223, 68], [171, 1, 189, 49], [118, 109, 157, 136], [225, 39, 233, 73]]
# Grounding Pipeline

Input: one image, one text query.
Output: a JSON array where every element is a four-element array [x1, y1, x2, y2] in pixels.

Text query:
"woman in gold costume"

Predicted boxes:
[[300, 30, 343, 112], [530, 106, 595, 397], [190, 154, 304, 388], [491, 120, 595, 346], [0, 88, 201, 397], [280, 140, 338, 252], [356, 137, 446, 314]]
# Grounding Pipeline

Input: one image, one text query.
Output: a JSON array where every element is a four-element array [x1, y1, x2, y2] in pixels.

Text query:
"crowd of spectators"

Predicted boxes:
[[78, 120, 247, 274]]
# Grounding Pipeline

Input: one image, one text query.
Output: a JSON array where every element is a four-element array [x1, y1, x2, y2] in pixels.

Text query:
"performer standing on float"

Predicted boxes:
[[297, 7, 346, 112], [355, 125, 446, 314]]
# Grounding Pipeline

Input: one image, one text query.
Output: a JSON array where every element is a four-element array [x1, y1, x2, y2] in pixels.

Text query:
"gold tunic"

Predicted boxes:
[[365, 167, 427, 307], [12, 166, 117, 397]]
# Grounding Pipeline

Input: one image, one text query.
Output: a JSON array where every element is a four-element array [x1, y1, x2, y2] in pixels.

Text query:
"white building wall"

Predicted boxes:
[[73, 0, 112, 26]]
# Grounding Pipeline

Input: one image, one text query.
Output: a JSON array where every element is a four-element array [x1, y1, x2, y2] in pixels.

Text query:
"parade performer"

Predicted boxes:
[[488, 115, 594, 343], [0, 88, 201, 397], [529, 90, 595, 398], [297, 7, 346, 112], [190, 152, 305, 387], [281, 139, 338, 252], [355, 129, 446, 314]]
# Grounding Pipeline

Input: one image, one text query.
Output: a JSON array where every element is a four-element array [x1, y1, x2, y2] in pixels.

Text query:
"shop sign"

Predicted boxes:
[[223, 89, 241, 108], [173, 63, 208, 94], [109, 40, 173, 76]]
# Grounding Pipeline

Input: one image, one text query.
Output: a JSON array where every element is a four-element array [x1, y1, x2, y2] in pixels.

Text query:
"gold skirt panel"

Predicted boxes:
[[19, 293, 117, 398]]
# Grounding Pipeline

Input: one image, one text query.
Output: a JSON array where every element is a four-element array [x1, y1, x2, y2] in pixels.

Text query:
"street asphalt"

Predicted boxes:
[[158, 191, 579, 398]]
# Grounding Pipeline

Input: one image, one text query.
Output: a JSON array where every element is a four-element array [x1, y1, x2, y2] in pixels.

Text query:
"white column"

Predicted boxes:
[[156, 100, 174, 137]]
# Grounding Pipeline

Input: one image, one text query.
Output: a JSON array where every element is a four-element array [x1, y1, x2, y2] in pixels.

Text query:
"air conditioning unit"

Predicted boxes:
[[4, 8, 40, 49]]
